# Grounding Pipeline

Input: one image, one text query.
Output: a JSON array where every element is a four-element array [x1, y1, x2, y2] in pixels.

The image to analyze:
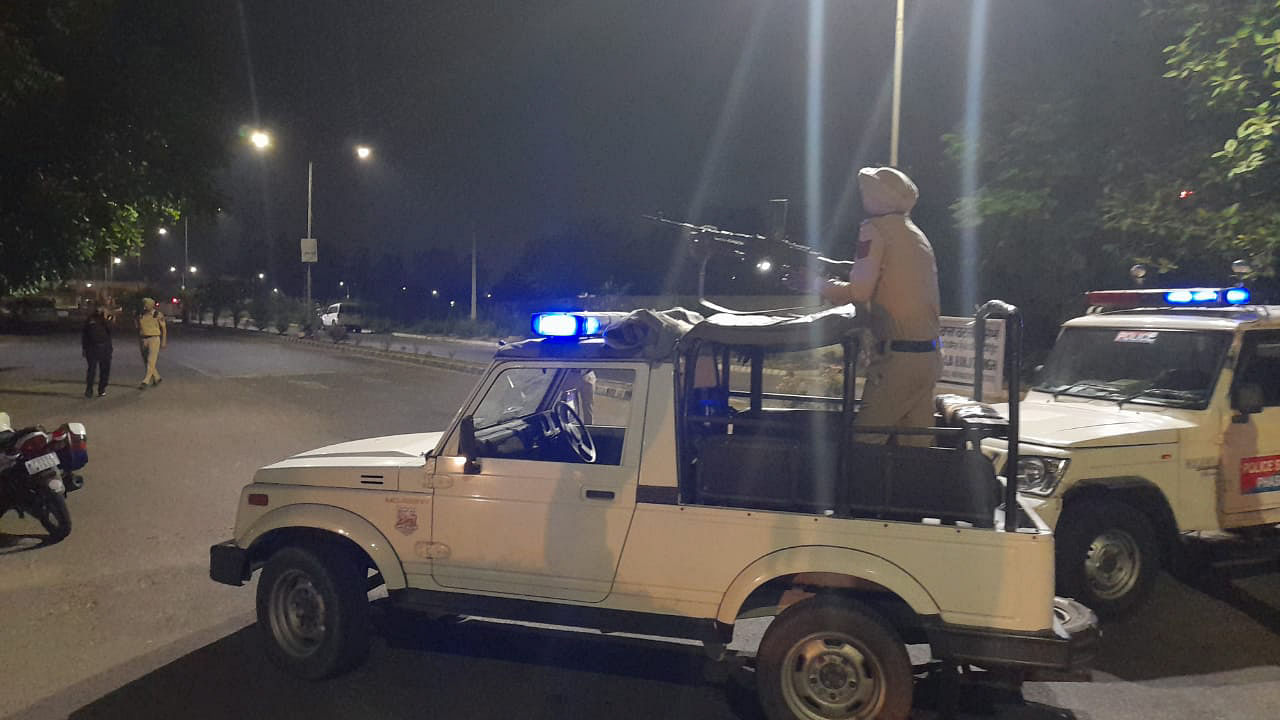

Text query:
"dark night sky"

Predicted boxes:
[[192, 0, 1156, 306]]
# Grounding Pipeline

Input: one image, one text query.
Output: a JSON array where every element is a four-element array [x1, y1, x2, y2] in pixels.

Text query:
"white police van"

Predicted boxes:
[[991, 285, 1280, 617], [211, 304, 1096, 720]]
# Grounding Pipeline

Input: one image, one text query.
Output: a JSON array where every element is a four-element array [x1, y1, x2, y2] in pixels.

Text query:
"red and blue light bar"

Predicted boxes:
[[1086, 287, 1251, 309]]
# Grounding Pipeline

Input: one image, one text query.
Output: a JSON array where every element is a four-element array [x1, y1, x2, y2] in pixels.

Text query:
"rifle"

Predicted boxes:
[[645, 201, 851, 299]]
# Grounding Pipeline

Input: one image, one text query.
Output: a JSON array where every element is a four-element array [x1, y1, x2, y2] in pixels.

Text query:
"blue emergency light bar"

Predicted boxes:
[[1164, 288, 1250, 305], [1086, 287, 1251, 309], [531, 312, 603, 338]]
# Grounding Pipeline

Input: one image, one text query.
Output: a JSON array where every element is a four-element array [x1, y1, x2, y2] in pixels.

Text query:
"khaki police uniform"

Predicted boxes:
[[821, 167, 941, 446], [137, 298, 167, 387]]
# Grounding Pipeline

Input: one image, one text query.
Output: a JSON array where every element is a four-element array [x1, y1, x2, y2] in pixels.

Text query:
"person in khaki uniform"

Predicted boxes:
[[818, 166, 941, 446], [135, 297, 167, 389]]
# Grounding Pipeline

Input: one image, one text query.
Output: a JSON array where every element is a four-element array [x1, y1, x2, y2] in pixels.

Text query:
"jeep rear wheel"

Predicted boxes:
[[756, 596, 912, 720], [1056, 499, 1159, 619], [256, 546, 370, 679]]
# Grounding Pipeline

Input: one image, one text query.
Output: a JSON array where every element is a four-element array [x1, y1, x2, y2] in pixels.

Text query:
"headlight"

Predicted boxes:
[[1015, 456, 1070, 496]]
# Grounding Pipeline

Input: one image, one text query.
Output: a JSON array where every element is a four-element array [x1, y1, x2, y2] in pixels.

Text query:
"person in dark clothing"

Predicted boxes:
[[82, 303, 113, 397]]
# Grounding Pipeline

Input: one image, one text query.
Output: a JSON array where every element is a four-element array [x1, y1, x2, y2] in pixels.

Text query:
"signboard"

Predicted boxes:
[[939, 315, 1006, 390], [1241, 455, 1280, 495], [300, 238, 318, 263]]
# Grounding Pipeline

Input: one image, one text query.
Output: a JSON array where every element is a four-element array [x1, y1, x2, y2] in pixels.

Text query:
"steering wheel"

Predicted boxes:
[[555, 401, 596, 463]]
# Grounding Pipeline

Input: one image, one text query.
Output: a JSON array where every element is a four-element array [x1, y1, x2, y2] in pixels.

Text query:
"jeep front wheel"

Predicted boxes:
[[1056, 499, 1159, 619], [756, 596, 912, 720], [256, 546, 370, 679]]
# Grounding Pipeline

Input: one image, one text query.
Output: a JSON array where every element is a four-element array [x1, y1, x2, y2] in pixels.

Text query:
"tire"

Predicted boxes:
[[1055, 499, 1160, 619], [35, 488, 71, 542], [256, 545, 370, 679], [756, 596, 913, 720]]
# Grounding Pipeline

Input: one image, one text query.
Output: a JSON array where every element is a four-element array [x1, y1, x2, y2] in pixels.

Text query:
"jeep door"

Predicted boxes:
[[1221, 329, 1280, 522], [431, 362, 647, 602]]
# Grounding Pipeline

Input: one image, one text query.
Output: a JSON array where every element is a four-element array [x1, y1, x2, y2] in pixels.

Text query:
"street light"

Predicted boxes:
[[169, 266, 177, 273], [251, 130, 371, 325], [157, 227, 168, 236], [431, 289, 439, 297], [189, 266, 198, 274], [112, 257, 122, 265], [258, 272, 266, 280]]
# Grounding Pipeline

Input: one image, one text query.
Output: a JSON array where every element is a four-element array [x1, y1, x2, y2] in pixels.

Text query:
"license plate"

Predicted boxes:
[[25, 453, 59, 475]]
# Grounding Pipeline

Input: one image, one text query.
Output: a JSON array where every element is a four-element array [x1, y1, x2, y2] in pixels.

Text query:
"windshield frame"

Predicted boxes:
[[1033, 326, 1233, 410]]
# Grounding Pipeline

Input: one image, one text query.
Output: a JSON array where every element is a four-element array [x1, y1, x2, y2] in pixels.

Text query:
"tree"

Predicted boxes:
[[947, 0, 1280, 351], [1100, 0, 1280, 285], [0, 0, 233, 294]]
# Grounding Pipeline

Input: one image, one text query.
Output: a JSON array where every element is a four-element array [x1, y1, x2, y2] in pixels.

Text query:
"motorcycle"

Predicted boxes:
[[0, 411, 87, 541]]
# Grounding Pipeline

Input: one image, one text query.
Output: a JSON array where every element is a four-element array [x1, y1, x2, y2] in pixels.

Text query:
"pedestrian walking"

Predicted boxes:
[[81, 302, 113, 397], [135, 297, 167, 389], [816, 166, 942, 446]]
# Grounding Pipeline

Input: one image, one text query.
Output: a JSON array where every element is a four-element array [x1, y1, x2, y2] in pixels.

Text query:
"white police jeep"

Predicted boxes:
[[993, 287, 1280, 617], [211, 305, 1096, 720]]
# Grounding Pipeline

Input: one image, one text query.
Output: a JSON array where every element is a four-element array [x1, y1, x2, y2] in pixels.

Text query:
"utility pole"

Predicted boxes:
[[890, 0, 905, 166], [470, 232, 477, 322], [182, 215, 189, 290], [306, 161, 313, 322]]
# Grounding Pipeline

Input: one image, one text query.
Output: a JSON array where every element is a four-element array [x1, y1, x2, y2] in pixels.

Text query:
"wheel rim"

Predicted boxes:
[[1085, 529, 1142, 601], [779, 631, 885, 720], [269, 568, 328, 658]]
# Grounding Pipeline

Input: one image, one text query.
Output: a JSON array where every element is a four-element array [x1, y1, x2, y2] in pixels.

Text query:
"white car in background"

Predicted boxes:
[[319, 301, 365, 333]]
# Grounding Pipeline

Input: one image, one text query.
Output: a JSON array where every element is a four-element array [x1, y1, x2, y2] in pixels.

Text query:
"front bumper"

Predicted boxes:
[[209, 540, 250, 586], [925, 597, 1099, 671]]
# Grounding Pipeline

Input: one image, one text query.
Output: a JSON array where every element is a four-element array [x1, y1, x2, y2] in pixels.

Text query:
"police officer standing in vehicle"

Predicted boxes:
[[136, 297, 167, 389], [817, 166, 941, 446], [81, 301, 113, 397]]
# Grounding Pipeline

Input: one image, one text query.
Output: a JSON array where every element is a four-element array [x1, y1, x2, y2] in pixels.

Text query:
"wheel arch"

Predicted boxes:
[[1062, 478, 1179, 561], [240, 503, 407, 589], [716, 546, 940, 627]]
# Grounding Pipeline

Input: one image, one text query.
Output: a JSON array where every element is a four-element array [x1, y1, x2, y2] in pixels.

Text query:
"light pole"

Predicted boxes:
[[178, 215, 189, 290], [250, 131, 371, 327], [890, 0, 905, 166]]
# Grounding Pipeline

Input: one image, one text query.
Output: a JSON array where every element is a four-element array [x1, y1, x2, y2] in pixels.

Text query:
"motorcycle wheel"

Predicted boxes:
[[35, 488, 71, 541]]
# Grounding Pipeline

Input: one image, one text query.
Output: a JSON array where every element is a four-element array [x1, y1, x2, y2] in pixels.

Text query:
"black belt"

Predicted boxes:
[[877, 339, 938, 353]]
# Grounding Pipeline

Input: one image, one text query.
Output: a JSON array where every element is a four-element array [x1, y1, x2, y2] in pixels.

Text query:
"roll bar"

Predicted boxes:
[[973, 299, 1023, 531]]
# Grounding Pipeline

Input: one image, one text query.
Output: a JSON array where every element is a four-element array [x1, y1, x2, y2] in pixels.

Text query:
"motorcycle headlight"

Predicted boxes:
[[1015, 456, 1070, 496]]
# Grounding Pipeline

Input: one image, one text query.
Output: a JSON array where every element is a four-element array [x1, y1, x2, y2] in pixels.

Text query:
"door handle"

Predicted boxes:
[[584, 489, 615, 501]]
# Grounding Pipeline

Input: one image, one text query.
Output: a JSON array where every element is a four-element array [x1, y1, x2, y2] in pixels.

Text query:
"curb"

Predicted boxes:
[[183, 323, 489, 375], [279, 334, 489, 375]]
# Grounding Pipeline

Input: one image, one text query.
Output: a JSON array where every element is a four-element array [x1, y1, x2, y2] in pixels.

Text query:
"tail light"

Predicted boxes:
[[56, 423, 87, 451], [17, 432, 49, 459], [54, 423, 89, 470]]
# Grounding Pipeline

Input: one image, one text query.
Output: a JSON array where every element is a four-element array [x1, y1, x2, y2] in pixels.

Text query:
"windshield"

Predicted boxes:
[[1035, 327, 1231, 408]]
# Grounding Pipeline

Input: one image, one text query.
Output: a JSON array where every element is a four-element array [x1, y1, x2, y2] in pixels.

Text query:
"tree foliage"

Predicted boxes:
[[1161, 0, 1280, 177], [951, 0, 1280, 341], [0, 0, 232, 294], [1098, 1, 1280, 283]]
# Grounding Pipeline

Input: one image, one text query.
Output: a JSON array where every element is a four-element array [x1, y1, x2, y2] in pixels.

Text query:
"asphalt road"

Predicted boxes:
[[2, 328, 1278, 720]]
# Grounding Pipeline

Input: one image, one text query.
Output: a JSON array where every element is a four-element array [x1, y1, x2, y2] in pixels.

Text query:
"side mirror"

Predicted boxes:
[[458, 416, 481, 473], [1232, 382, 1265, 423]]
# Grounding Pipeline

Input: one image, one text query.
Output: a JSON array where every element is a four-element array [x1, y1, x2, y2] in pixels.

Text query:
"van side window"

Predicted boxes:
[[1236, 331, 1280, 407]]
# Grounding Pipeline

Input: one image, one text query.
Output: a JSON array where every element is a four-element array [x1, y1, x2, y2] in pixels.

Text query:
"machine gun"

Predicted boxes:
[[645, 199, 852, 302]]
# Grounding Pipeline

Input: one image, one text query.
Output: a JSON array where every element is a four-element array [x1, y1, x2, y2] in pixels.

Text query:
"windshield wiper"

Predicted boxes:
[[1116, 387, 1204, 408], [1051, 382, 1123, 400]]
